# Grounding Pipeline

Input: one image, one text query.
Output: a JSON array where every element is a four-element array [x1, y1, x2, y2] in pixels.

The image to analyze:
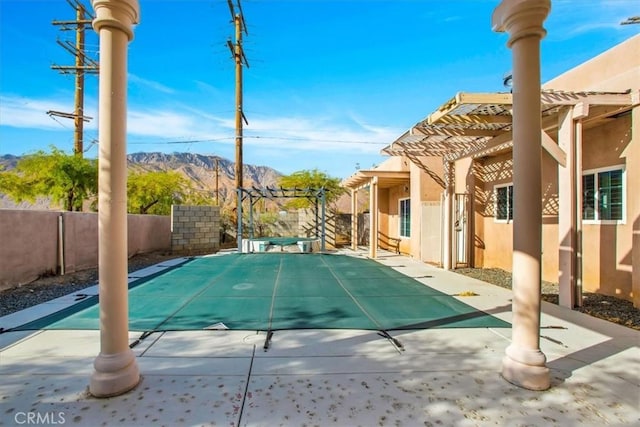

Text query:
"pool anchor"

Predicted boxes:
[[378, 330, 404, 351], [129, 330, 154, 349], [263, 330, 274, 351]]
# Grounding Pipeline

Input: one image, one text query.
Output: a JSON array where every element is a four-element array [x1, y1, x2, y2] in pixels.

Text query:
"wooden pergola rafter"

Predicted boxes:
[[239, 186, 327, 201], [382, 89, 637, 162]]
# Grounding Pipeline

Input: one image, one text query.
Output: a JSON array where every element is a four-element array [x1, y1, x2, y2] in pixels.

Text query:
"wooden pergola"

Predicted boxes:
[[379, 89, 636, 306], [383, 90, 635, 163], [342, 170, 410, 259], [236, 186, 328, 252]]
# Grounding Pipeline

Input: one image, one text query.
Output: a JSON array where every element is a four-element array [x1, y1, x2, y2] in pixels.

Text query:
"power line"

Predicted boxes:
[[247, 135, 388, 145], [126, 135, 388, 146], [620, 16, 640, 25]]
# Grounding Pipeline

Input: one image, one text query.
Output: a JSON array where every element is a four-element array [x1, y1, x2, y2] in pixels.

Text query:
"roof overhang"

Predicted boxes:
[[341, 170, 410, 190], [382, 90, 638, 162]]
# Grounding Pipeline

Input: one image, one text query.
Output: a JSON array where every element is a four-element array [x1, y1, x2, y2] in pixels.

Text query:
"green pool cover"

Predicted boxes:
[[15, 253, 510, 332]]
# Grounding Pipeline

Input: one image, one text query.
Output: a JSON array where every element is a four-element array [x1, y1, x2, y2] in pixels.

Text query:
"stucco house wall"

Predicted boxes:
[[466, 150, 559, 283], [543, 35, 639, 300], [347, 35, 638, 303], [462, 35, 638, 300], [579, 114, 634, 297], [376, 156, 444, 258]]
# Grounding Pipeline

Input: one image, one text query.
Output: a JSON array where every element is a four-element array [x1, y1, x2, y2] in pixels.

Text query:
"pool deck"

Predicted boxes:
[[1, 249, 638, 426]]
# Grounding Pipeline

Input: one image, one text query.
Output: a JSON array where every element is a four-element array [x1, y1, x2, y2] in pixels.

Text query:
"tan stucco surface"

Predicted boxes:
[[356, 36, 638, 303], [543, 34, 639, 92], [0, 210, 171, 290]]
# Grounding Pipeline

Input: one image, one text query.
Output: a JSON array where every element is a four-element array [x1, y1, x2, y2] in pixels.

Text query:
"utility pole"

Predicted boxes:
[[48, 0, 98, 157], [226, 0, 249, 210]]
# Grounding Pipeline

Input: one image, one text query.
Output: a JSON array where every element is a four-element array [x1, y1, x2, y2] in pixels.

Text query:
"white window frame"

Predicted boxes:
[[582, 165, 626, 225], [494, 183, 513, 223], [399, 198, 411, 238]]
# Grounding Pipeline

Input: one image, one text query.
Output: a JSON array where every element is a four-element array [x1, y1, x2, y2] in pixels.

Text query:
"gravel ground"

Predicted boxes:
[[455, 267, 640, 331], [0, 251, 178, 317], [2, 256, 638, 332]]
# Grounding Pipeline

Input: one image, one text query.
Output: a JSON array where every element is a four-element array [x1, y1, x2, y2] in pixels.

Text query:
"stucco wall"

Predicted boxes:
[[378, 188, 394, 252], [62, 212, 98, 273], [376, 157, 445, 258], [0, 210, 59, 288], [471, 153, 512, 273], [129, 214, 172, 255], [580, 116, 634, 298], [0, 210, 171, 290], [544, 35, 639, 92], [468, 151, 559, 283], [365, 36, 637, 303], [411, 157, 445, 258], [464, 36, 638, 300], [545, 35, 639, 302]]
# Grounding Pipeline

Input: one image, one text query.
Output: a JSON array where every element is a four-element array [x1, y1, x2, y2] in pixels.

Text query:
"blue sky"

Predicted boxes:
[[1, 0, 638, 179]]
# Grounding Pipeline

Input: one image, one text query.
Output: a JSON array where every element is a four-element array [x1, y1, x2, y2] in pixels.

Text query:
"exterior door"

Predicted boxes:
[[420, 201, 442, 265]]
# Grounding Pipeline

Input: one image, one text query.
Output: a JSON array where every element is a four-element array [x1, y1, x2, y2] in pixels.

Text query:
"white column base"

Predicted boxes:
[[90, 349, 140, 397], [501, 344, 550, 390]]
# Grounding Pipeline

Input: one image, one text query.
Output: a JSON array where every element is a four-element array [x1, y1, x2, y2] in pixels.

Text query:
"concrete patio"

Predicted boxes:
[[1, 250, 638, 426]]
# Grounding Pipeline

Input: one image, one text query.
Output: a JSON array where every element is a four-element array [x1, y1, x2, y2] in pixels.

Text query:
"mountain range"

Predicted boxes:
[[0, 152, 283, 210], [1, 152, 366, 213], [126, 152, 282, 206]]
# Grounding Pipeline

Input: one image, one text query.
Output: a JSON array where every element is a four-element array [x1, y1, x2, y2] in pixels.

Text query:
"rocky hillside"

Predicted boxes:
[[0, 154, 19, 169], [0, 152, 283, 210], [126, 152, 282, 206], [0, 152, 361, 213]]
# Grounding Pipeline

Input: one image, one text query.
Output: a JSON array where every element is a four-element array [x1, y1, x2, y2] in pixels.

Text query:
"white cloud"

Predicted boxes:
[[0, 95, 99, 131], [125, 105, 233, 141], [241, 115, 397, 155], [128, 74, 176, 94], [1, 94, 398, 157], [122, 100, 399, 155], [0, 95, 73, 130], [548, 0, 639, 38], [193, 80, 223, 94]]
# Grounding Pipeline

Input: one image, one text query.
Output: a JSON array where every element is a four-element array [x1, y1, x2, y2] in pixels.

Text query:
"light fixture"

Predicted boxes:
[[503, 71, 513, 88]]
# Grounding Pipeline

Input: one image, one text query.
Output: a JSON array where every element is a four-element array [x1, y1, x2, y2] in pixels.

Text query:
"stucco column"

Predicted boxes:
[[631, 100, 640, 309], [493, 0, 551, 391], [369, 177, 378, 259], [442, 160, 454, 270], [351, 189, 358, 251], [557, 107, 576, 308], [90, 0, 140, 398]]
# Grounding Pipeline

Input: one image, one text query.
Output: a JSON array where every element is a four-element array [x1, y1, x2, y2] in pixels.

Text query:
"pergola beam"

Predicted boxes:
[[540, 91, 633, 106], [428, 92, 514, 124], [541, 130, 567, 167], [430, 114, 512, 125], [413, 126, 509, 138]]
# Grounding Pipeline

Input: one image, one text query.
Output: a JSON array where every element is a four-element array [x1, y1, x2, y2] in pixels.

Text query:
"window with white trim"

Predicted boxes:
[[495, 184, 513, 222], [399, 198, 411, 238], [583, 166, 625, 222]]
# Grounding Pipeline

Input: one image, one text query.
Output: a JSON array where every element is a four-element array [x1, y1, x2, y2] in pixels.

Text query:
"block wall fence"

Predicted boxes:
[[170, 205, 220, 255], [1, 206, 364, 291]]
